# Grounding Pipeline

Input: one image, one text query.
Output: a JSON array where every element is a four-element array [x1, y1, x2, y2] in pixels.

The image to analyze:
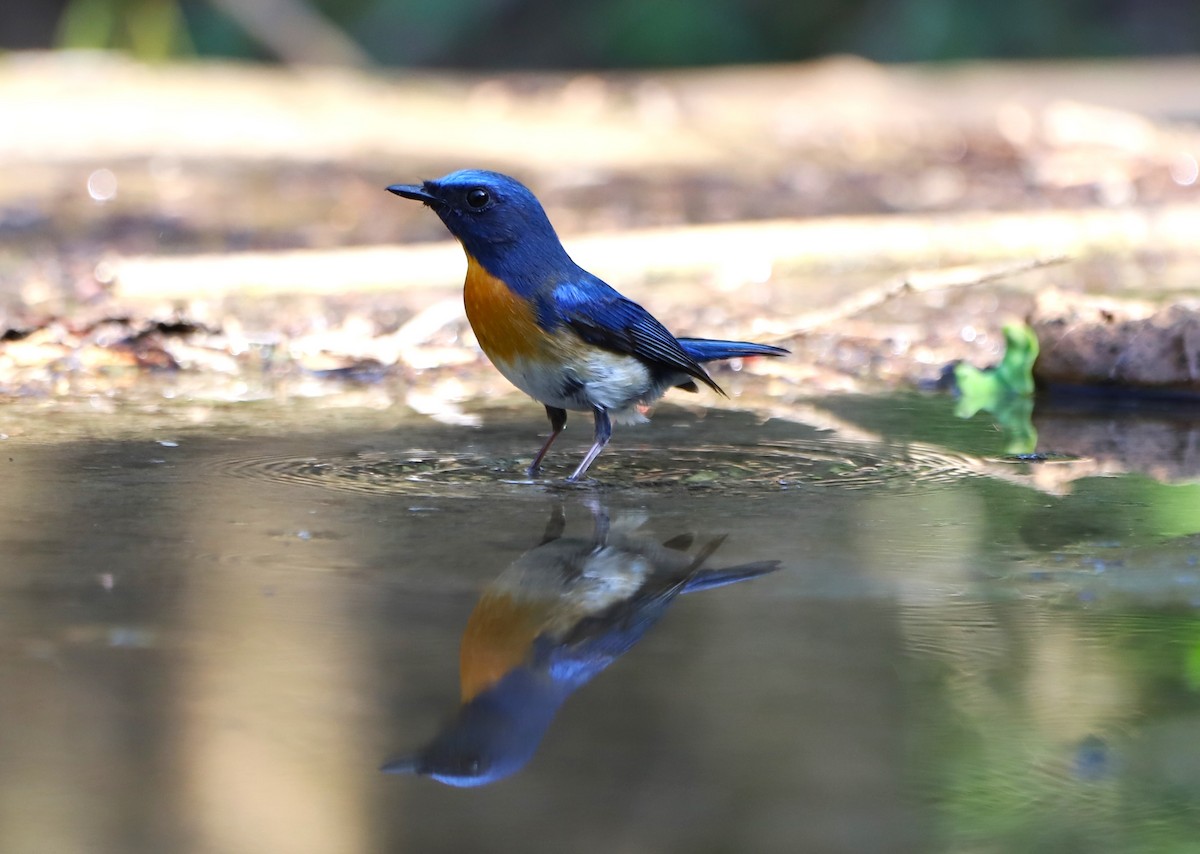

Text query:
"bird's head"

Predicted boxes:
[[380, 667, 567, 788], [387, 170, 565, 269]]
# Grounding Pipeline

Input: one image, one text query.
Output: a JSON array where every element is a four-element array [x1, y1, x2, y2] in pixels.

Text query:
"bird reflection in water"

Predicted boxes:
[[383, 500, 779, 787]]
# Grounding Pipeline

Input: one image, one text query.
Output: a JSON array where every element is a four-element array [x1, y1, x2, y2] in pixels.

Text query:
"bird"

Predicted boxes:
[[381, 501, 779, 787], [386, 169, 788, 481]]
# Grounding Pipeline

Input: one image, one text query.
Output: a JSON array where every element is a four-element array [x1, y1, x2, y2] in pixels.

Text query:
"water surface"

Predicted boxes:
[[1, 393, 1198, 853]]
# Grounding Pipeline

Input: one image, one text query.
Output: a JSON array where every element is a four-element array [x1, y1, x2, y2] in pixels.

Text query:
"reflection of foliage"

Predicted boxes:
[[1186, 624, 1200, 692], [964, 390, 1037, 456], [938, 727, 1200, 853], [940, 728, 1122, 851], [911, 607, 1200, 853], [1187, 643, 1200, 692], [57, 0, 192, 60], [953, 323, 1039, 455], [1140, 482, 1200, 540]]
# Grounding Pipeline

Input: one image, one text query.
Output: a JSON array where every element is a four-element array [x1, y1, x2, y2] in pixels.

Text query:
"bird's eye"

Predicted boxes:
[[466, 188, 491, 209]]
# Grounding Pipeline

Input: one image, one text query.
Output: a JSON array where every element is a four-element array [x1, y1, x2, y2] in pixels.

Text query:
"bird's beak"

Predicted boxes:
[[379, 754, 422, 774], [386, 183, 439, 203]]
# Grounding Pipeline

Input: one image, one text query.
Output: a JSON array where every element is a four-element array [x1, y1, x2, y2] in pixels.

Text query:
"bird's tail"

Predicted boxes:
[[682, 561, 781, 593], [678, 338, 790, 363]]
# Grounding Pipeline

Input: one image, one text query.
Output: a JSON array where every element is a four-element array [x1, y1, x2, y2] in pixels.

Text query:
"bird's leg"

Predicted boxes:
[[566, 407, 612, 483], [529, 405, 567, 477], [538, 502, 567, 545], [580, 496, 611, 545]]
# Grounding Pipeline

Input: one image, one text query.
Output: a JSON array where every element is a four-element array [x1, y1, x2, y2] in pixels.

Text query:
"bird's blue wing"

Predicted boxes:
[[550, 276, 722, 394]]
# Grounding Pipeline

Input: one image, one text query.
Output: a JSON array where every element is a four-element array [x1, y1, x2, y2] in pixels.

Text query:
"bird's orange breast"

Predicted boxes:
[[459, 592, 549, 701], [463, 255, 548, 364]]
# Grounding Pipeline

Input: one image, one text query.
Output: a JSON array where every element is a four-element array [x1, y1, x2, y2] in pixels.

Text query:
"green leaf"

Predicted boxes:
[[953, 322, 1039, 453]]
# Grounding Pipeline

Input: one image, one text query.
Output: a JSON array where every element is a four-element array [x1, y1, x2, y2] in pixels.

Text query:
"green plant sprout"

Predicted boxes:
[[953, 322, 1039, 454]]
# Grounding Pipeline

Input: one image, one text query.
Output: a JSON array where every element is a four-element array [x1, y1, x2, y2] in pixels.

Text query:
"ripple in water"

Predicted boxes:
[[219, 436, 980, 497]]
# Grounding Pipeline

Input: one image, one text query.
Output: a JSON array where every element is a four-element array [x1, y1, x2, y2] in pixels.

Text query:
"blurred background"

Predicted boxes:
[[4, 0, 1200, 67], [3, 0, 1200, 421], [2, 0, 1200, 397]]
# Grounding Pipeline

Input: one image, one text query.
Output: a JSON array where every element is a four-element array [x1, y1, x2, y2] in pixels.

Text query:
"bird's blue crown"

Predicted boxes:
[[421, 170, 576, 296]]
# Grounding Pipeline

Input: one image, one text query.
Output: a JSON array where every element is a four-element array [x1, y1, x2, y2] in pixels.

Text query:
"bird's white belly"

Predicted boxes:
[[495, 350, 658, 420]]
